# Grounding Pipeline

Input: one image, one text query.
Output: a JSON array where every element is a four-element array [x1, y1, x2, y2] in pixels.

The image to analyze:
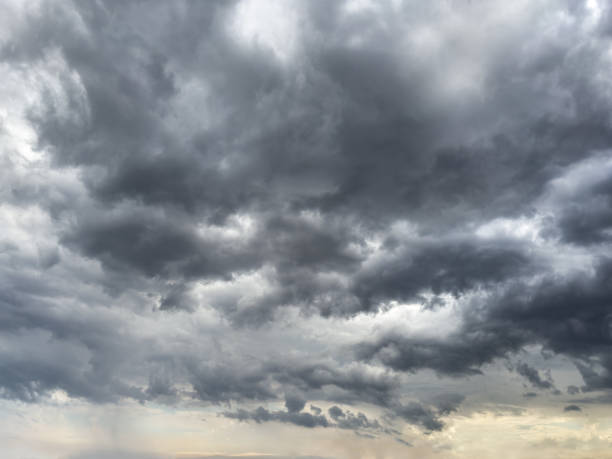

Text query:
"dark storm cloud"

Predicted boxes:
[[186, 351, 461, 432], [11, 2, 608, 237], [5, 0, 608, 319], [248, 394, 463, 435], [328, 405, 344, 420], [555, 168, 612, 245], [0, 283, 403, 408], [285, 392, 307, 413], [0, 302, 404, 408], [209, 355, 463, 432], [184, 358, 400, 409], [0, 269, 150, 403], [358, 257, 612, 391], [326, 405, 387, 432], [394, 402, 445, 432], [267, 361, 398, 407], [3, 0, 612, 442], [385, 393, 464, 433], [355, 323, 526, 377], [515, 362, 555, 390], [432, 393, 465, 415], [61, 209, 261, 280], [351, 238, 531, 311], [0, 354, 142, 404], [488, 260, 612, 392], [222, 402, 395, 434]]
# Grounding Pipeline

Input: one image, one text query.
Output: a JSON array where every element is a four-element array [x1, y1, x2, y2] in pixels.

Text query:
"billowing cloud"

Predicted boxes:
[[2, 1, 612, 458]]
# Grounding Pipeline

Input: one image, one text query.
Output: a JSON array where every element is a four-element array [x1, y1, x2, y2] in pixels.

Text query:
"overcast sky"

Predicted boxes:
[[2, 0, 612, 458]]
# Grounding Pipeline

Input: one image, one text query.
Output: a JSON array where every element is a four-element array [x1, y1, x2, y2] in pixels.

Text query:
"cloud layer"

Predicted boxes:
[[2, 0, 612, 456]]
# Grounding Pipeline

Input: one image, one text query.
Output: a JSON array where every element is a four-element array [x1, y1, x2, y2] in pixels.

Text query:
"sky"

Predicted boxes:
[[1, 0, 612, 458]]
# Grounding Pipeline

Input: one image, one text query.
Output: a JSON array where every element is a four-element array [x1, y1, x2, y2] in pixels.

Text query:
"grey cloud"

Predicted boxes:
[[564, 404, 582, 412], [386, 394, 464, 432], [187, 363, 275, 404], [158, 282, 194, 311], [431, 393, 465, 415], [285, 392, 307, 413], [268, 361, 398, 407], [556, 169, 612, 245], [3, 0, 612, 445], [223, 403, 389, 434], [355, 326, 525, 377], [391, 402, 445, 432], [352, 238, 531, 311], [37, 244, 61, 269], [61, 209, 261, 280], [186, 355, 456, 433], [222, 406, 329, 429], [0, 250, 401, 408], [9, 0, 606, 300], [180, 356, 400, 410], [489, 262, 612, 392], [0, 273, 151, 404], [328, 405, 344, 420], [326, 406, 386, 432], [515, 362, 555, 390], [357, 257, 612, 392]]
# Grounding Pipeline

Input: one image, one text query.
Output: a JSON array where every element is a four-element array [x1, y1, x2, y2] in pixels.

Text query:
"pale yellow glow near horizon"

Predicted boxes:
[[2, 398, 612, 459]]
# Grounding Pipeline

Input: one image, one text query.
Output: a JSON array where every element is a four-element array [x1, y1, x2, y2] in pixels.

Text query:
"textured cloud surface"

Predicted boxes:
[[2, 1, 612, 458]]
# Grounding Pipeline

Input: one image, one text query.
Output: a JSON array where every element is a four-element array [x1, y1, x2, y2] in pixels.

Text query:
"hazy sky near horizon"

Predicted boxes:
[[2, 0, 612, 458]]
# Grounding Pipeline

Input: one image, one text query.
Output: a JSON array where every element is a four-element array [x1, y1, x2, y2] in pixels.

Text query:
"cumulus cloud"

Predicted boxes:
[[2, 2, 612, 456]]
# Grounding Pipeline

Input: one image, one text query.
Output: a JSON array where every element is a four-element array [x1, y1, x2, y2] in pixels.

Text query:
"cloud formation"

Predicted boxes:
[[2, 0, 612, 456]]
